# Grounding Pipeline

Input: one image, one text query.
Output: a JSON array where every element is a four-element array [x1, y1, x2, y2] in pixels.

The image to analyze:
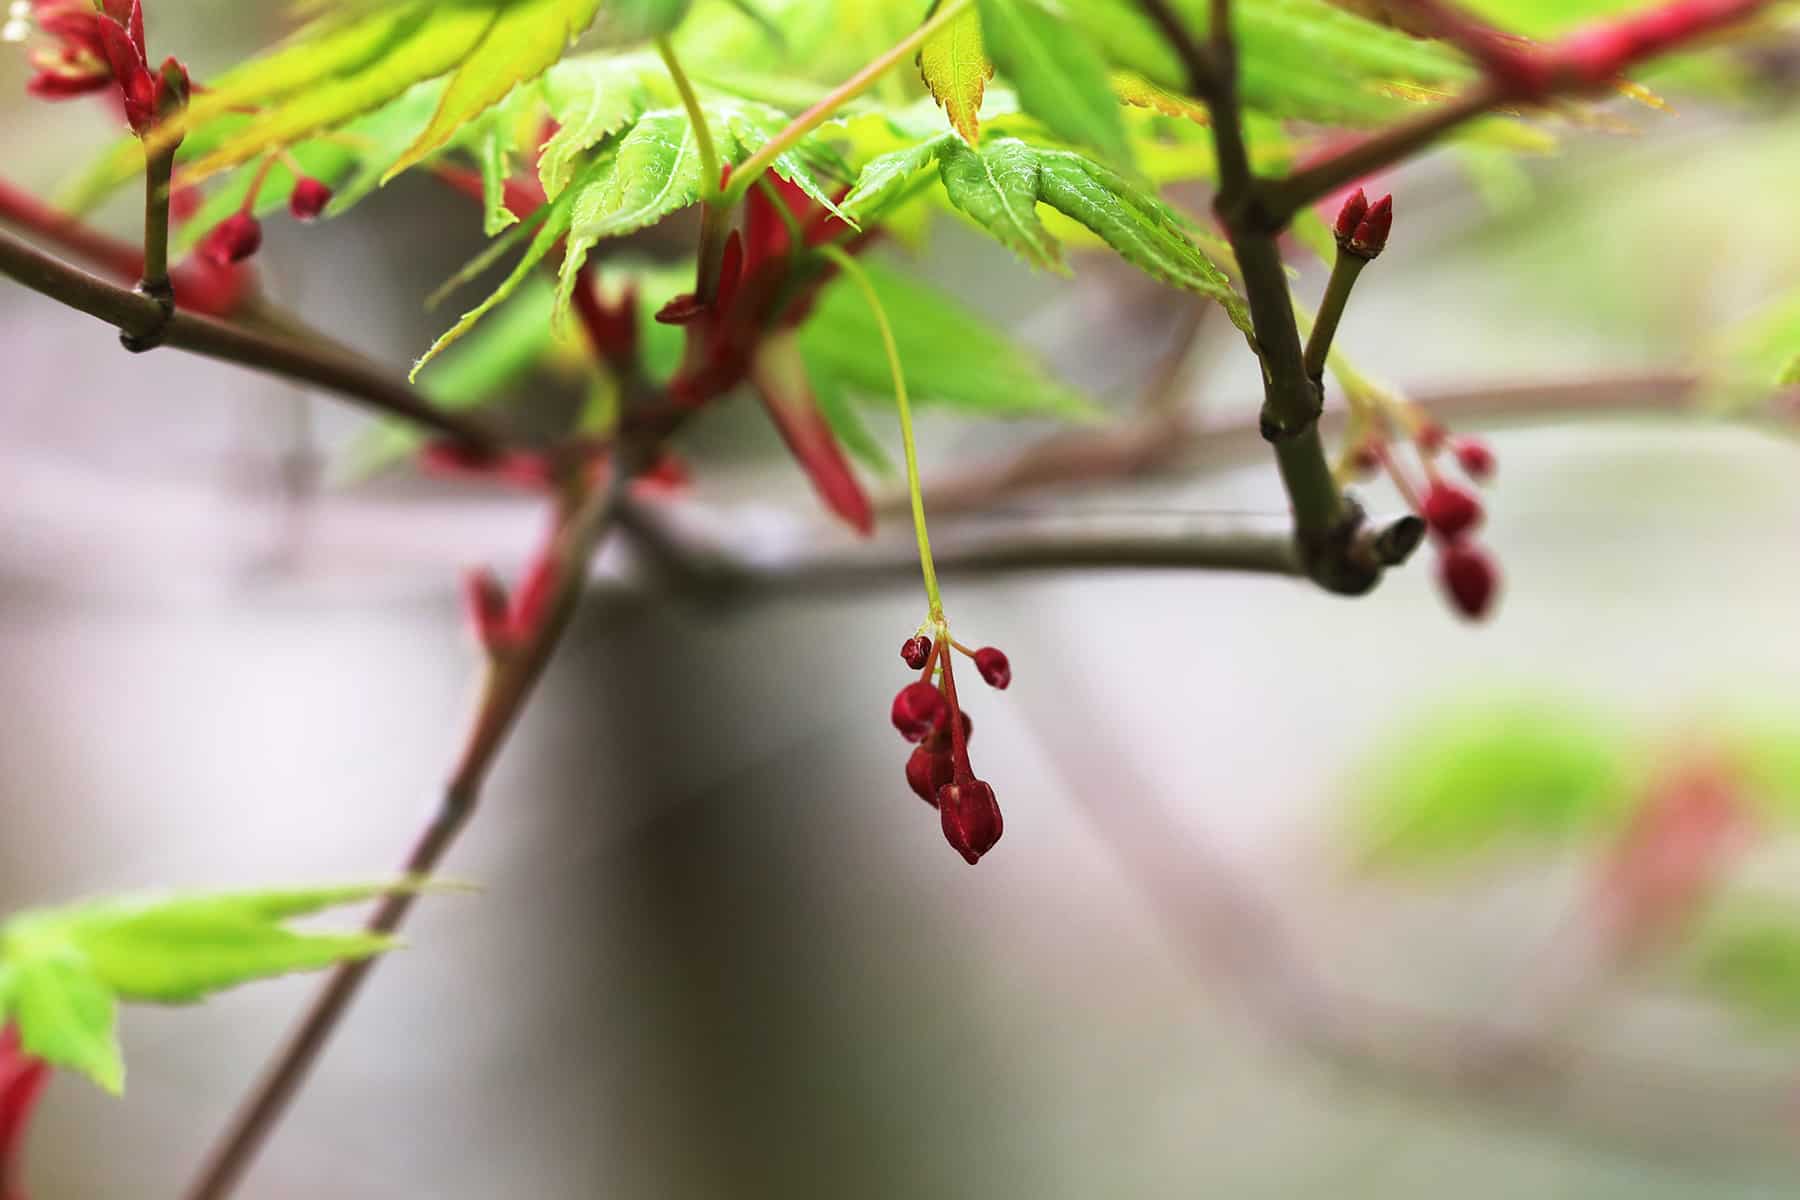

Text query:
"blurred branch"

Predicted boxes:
[[620, 503, 1428, 595], [894, 371, 1791, 519], [1020, 657, 1800, 1170], [182, 449, 651, 1200], [0, 223, 504, 452]]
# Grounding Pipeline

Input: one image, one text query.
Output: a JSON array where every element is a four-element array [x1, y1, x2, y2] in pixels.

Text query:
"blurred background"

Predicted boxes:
[[6, 3, 1800, 1197]]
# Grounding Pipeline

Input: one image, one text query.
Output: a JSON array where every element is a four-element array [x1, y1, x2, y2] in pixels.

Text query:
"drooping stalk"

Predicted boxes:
[[820, 244, 942, 621]]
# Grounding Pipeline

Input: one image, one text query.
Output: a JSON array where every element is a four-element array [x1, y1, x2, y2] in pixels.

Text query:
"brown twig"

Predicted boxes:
[[0, 225, 505, 452], [181, 451, 648, 1200], [886, 370, 1741, 519], [1138, 0, 1368, 594], [1021, 655, 1800, 1172]]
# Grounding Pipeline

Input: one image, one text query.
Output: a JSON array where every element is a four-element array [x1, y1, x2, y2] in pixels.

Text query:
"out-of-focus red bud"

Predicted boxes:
[[508, 551, 560, 640], [1452, 436, 1496, 482], [906, 745, 955, 807], [199, 211, 261, 267], [1333, 188, 1369, 245], [0, 1024, 50, 1200], [461, 567, 512, 653], [1438, 541, 1499, 621], [1421, 480, 1483, 541], [892, 681, 948, 742], [938, 777, 1003, 864], [974, 647, 1011, 690], [1347, 193, 1393, 259], [288, 176, 333, 222]]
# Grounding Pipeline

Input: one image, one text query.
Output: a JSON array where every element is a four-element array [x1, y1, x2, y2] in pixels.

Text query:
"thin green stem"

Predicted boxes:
[[821, 244, 942, 620], [656, 35, 721, 202], [140, 143, 175, 297], [723, 0, 972, 208], [1302, 251, 1366, 382]]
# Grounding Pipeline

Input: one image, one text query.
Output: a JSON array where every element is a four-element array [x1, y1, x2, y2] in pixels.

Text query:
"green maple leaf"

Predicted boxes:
[[0, 881, 450, 1094], [917, 4, 995, 145], [847, 134, 1249, 332]]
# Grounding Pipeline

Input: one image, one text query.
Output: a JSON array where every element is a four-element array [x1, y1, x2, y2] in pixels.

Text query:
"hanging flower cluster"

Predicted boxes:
[[892, 632, 1010, 864]]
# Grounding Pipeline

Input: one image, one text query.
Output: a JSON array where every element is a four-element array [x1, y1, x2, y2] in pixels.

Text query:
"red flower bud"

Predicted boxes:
[[0, 1023, 50, 1200], [1347, 193, 1393, 259], [906, 745, 955, 807], [1333, 188, 1369, 245], [168, 184, 201, 223], [1420, 480, 1483, 541], [1439, 541, 1499, 621], [461, 567, 511, 653], [1452, 436, 1496, 482], [938, 777, 1003, 865], [199, 211, 261, 267], [891, 681, 947, 742], [973, 646, 1011, 690], [289, 176, 333, 222], [901, 635, 933, 670], [1415, 421, 1447, 454], [1348, 439, 1381, 478], [922, 708, 972, 754]]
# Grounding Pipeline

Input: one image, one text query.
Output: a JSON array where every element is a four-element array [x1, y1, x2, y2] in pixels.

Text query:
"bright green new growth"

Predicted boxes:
[[0, 881, 448, 1093]]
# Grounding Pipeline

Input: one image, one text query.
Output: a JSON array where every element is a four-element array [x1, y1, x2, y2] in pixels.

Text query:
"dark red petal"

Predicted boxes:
[[906, 745, 955, 806], [288, 176, 333, 222], [938, 778, 1003, 864], [0, 1025, 50, 1200], [1332, 187, 1368, 243], [900, 636, 933, 670], [198, 211, 261, 267], [973, 647, 1011, 690], [1452, 436, 1496, 482], [1420, 480, 1483, 541], [891, 681, 948, 742], [751, 338, 874, 536], [1438, 541, 1499, 621]]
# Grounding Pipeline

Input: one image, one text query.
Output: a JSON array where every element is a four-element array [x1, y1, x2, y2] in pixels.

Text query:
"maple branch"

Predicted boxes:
[[1138, 0, 1373, 595], [889, 370, 1766, 519], [181, 448, 653, 1200], [0, 224, 505, 451], [1027, 664, 1800, 1173], [624, 505, 1427, 595], [1259, 0, 1784, 223]]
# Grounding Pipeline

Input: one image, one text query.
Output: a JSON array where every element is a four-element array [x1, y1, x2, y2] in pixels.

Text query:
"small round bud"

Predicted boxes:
[[938, 777, 1003, 865], [974, 647, 1011, 690], [200, 211, 261, 267], [1348, 439, 1381, 478], [891, 681, 947, 743], [1439, 542, 1499, 621], [1415, 421, 1447, 454], [1421, 480, 1483, 541], [900, 635, 933, 671], [289, 176, 333, 222], [906, 745, 955, 807], [1452, 436, 1496, 482]]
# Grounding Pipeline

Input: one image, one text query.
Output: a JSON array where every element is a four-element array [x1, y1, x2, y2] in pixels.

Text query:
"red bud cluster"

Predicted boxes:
[[23, 0, 187, 137], [1355, 416, 1502, 621], [1333, 189, 1394, 260], [891, 629, 1011, 864]]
